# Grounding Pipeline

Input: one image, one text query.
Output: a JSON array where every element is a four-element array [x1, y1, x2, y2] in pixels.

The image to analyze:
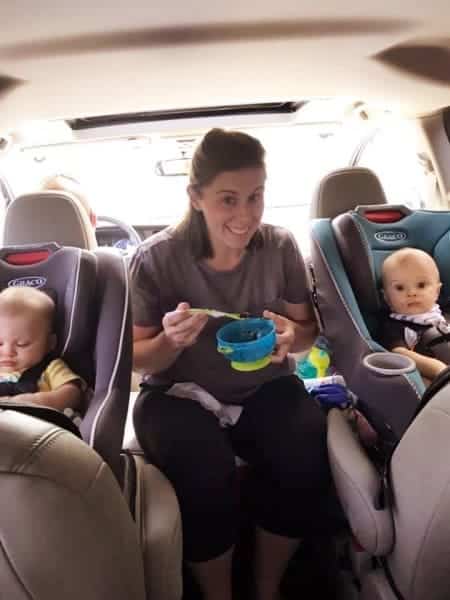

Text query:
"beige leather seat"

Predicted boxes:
[[0, 408, 146, 599], [310, 166, 387, 219], [3, 190, 97, 249], [328, 381, 450, 599]]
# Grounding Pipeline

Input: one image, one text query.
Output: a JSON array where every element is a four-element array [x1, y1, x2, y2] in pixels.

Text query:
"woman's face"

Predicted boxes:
[[191, 166, 266, 256]]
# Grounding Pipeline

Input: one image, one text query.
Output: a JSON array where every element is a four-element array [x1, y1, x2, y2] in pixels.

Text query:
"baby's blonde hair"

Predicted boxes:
[[381, 247, 440, 283], [0, 287, 55, 331]]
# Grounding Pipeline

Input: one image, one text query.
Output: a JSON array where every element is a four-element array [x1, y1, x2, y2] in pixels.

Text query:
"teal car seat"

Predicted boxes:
[[310, 202, 450, 439]]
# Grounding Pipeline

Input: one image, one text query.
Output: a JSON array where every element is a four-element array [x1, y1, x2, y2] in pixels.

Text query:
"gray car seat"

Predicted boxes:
[[0, 243, 182, 600], [0, 408, 146, 600], [0, 242, 128, 482], [327, 376, 450, 600]]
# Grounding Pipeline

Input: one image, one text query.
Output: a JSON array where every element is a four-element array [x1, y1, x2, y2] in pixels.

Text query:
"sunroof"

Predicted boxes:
[[67, 101, 306, 130]]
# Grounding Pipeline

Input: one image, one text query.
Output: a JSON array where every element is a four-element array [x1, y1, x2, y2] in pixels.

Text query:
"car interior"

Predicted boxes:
[[2, 2, 450, 599]]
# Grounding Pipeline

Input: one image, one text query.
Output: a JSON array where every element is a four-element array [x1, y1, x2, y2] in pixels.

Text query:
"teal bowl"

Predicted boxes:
[[216, 318, 276, 371]]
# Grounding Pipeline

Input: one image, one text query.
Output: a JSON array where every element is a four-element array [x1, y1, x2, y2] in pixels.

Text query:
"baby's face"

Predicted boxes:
[[0, 312, 53, 373], [383, 258, 441, 315]]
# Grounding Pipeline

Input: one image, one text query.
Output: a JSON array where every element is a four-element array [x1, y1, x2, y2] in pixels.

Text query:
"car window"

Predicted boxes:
[[355, 120, 444, 210], [1, 121, 350, 256]]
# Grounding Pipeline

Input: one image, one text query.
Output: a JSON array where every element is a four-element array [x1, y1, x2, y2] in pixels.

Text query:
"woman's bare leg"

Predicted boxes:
[[188, 546, 234, 600], [254, 526, 300, 600]]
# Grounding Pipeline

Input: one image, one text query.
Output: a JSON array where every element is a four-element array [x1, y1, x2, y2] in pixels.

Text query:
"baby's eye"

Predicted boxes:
[[417, 281, 427, 289], [16, 342, 30, 348], [394, 284, 404, 292]]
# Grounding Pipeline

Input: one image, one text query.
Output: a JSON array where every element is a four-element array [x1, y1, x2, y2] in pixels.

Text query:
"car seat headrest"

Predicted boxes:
[[311, 167, 387, 219], [3, 191, 97, 250]]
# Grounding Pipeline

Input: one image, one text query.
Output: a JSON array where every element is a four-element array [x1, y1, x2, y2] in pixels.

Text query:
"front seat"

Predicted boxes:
[[0, 408, 146, 599], [3, 190, 98, 249], [328, 377, 450, 600], [310, 166, 387, 219]]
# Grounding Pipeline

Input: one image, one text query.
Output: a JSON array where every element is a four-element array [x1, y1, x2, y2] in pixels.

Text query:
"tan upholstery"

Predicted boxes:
[[327, 409, 394, 556], [123, 393, 183, 600], [388, 385, 450, 600], [328, 381, 450, 600], [3, 191, 97, 249], [134, 456, 183, 600], [0, 409, 146, 600], [311, 167, 387, 219]]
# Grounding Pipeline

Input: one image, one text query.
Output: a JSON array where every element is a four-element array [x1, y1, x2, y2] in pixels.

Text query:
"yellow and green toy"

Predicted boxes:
[[297, 336, 331, 379]]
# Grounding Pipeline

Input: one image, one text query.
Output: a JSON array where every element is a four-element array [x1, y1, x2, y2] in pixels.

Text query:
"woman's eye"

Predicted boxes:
[[222, 196, 237, 207], [249, 192, 263, 204]]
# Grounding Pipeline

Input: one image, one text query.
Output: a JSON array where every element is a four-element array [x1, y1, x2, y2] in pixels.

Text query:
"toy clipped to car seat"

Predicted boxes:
[[296, 335, 331, 379], [216, 318, 276, 372], [308, 382, 358, 412]]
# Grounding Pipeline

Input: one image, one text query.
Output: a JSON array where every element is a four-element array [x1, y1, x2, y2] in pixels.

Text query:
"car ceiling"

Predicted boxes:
[[1, 0, 450, 130]]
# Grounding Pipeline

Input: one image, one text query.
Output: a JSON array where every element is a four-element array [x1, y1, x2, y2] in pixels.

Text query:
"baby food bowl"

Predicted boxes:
[[216, 318, 276, 371]]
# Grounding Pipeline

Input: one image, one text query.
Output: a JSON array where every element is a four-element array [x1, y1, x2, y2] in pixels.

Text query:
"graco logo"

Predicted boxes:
[[374, 231, 407, 243], [8, 276, 47, 288]]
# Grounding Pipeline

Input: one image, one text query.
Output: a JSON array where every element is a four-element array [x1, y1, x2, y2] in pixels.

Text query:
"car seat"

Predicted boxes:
[[0, 242, 182, 600], [0, 242, 127, 481], [308, 198, 450, 439], [327, 377, 450, 600], [3, 190, 98, 249], [0, 407, 146, 600]]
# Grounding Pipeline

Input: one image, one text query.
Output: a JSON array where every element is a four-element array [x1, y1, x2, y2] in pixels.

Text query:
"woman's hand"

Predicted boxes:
[[263, 310, 296, 363], [162, 302, 208, 350]]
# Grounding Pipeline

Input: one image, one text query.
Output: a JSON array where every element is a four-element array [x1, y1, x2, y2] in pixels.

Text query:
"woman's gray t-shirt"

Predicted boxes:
[[130, 223, 310, 404]]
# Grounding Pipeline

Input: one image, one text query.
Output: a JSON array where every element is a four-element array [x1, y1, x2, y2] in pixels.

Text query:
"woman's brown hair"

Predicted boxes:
[[176, 128, 265, 259]]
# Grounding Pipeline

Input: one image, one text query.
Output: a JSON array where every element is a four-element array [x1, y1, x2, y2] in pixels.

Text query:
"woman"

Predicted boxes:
[[131, 128, 332, 600]]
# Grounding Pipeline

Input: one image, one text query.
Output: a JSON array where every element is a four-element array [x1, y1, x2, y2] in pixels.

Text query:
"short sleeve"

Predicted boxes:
[[39, 359, 86, 392], [129, 246, 163, 327], [281, 230, 310, 304]]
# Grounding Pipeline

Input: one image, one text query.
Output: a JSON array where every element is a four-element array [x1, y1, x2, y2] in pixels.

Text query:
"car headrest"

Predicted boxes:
[[3, 191, 97, 250], [311, 167, 387, 219]]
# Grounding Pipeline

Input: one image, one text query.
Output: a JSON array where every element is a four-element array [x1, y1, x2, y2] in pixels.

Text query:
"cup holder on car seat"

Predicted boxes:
[[363, 352, 416, 376]]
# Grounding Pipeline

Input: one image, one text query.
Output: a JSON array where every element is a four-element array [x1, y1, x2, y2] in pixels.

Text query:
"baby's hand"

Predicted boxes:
[[5, 393, 40, 405], [162, 302, 208, 350]]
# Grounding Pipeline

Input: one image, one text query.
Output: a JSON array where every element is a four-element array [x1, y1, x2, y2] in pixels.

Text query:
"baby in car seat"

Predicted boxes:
[[379, 247, 449, 383], [0, 286, 85, 414]]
